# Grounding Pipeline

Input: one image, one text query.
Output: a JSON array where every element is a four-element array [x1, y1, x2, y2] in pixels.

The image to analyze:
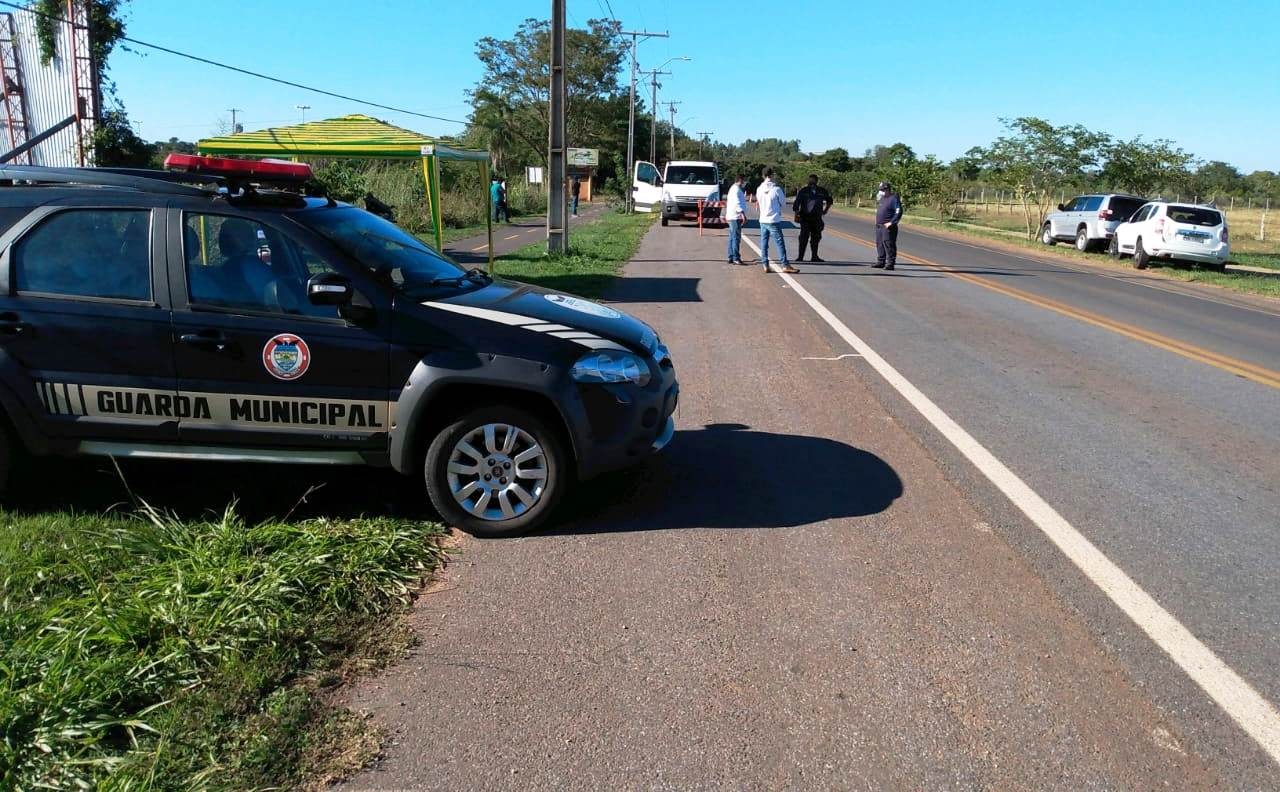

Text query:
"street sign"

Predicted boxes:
[[568, 148, 599, 167], [526, 166, 544, 184], [420, 144, 435, 156]]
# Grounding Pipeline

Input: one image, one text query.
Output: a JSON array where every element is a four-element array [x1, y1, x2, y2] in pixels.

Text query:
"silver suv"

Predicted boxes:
[[1042, 194, 1146, 252]]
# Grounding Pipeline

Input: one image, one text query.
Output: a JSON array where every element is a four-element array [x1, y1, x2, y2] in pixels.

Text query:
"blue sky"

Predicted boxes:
[[111, 0, 1279, 172]]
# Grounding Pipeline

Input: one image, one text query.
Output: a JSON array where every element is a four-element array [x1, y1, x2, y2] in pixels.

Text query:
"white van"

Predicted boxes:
[[632, 160, 722, 226]]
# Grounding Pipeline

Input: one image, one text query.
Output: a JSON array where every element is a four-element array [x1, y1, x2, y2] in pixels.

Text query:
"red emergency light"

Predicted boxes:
[[162, 153, 313, 183]]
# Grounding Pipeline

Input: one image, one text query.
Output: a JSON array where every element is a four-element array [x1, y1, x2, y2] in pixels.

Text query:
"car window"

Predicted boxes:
[[665, 166, 718, 186], [1082, 196, 1104, 212], [1131, 205, 1153, 223], [12, 209, 151, 301], [636, 162, 660, 186], [183, 213, 338, 318], [1166, 206, 1223, 227], [1107, 197, 1145, 221]]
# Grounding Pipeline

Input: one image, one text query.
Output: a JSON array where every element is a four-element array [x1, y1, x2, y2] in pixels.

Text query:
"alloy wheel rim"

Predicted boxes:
[[447, 423, 548, 521]]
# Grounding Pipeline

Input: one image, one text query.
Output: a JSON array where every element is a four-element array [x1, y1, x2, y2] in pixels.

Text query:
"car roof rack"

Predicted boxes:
[[0, 165, 215, 197]]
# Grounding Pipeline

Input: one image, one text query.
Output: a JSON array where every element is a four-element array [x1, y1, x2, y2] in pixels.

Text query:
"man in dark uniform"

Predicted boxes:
[[874, 180, 903, 270], [792, 174, 833, 262]]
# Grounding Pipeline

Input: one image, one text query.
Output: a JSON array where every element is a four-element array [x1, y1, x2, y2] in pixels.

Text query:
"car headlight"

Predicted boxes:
[[571, 350, 651, 387], [662, 190, 672, 202]]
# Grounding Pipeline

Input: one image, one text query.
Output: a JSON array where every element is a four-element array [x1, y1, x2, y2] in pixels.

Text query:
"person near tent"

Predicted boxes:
[[571, 176, 582, 217], [490, 177, 504, 223], [499, 179, 512, 223]]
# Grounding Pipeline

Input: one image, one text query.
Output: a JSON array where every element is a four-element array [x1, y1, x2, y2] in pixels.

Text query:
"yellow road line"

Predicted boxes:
[[470, 243, 489, 252], [828, 228, 1280, 390], [504, 234, 521, 240]]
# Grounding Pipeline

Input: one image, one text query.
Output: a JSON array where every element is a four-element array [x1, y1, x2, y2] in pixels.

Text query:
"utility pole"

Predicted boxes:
[[644, 69, 669, 166], [295, 104, 311, 122], [227, 108, 242, 134], [547, 0, 567, 253], [622, 29, 668, 212], [697, 131, 714, 159], [664, 101, 682, 160]]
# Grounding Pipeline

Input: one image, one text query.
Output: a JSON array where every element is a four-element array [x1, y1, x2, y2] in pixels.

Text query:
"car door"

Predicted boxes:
[[0, 204, 178, 446], [1057, 197, 1083, 237], [632, 161, 663, 212], [167, 207, 392, 455], [1119, 204, 1152, 249]]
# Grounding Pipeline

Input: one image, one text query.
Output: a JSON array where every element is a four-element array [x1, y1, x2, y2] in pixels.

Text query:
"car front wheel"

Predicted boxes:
[[1042, 224, 1056, 245], [425, 406, 568, 538], [1108, 236, 1123, 259]]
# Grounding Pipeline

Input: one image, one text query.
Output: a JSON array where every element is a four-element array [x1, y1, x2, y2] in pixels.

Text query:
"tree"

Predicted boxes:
[[1191, 161, 1245, 200], [813, 147, 852, 172], [90, 107, 149, 167], [975, 117, 1109, 239], [1101, 136, 1194, 196], [468, 17, 626, 172]]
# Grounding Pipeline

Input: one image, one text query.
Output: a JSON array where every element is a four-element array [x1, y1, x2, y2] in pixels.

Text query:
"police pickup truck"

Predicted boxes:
[[0, 156, 677, 536]]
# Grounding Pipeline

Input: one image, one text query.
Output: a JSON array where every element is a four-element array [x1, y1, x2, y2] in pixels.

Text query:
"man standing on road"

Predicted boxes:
[[756, 168, 798, 273], [874, 180, 902, 270], [793, 173, 833, 262], [724, 174, 748, 265], [498, 179, 512, 223], [571, 176, 582, 217]]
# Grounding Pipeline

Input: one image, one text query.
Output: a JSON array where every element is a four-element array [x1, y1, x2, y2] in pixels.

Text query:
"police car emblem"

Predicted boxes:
[[544, 293, 621, 319], [262, 334, 311, 381]]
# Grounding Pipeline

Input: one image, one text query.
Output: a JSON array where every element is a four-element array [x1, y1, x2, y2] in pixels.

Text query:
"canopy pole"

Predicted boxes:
[[481, 160, 494, 272], [421, 156, 438, 250]]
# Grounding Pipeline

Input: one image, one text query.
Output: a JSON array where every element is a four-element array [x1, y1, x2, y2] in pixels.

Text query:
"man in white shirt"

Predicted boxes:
[[724, 174, 748, 265], [755, 168, 798, 273]]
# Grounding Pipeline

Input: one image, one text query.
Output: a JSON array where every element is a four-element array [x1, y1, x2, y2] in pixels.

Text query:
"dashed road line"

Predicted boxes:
[[741, 232, 1280, 766]]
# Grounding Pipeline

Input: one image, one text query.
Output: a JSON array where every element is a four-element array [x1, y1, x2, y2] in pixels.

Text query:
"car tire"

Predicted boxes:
[[424, 405, 568, 538], [1134, 238, 1150, 270], [661, 217, 669, 227], [1042, 224, 1056, 245], [1076, 227, 1091, 252], [1108, 236, 1123, 259]]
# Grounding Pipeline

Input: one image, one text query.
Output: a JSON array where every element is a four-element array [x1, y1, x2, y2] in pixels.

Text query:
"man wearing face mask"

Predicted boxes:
[[874, 181, 903, 270], [792, 174, 833, 262]]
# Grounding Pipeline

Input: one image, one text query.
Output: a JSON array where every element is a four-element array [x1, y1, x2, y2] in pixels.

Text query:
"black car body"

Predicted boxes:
[[0, 164, 677, 535]]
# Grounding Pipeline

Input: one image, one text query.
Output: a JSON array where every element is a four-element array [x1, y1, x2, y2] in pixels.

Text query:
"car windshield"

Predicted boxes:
[[666, 166, 717, 186], [1166, 206, 1223, 227], [302, 206, 473, 291]]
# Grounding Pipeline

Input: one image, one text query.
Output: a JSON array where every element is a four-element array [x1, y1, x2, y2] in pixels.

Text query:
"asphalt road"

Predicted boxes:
[[343, 214, 1280, 789]]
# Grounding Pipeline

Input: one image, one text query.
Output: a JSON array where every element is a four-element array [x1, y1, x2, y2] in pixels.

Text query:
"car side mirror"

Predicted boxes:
[[307, 272, 353, 306], [1057, 203, 1065, 211]]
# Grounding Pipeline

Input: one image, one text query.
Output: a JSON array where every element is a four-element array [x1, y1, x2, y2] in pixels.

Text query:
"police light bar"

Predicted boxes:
[[163, 153, 313, 182]]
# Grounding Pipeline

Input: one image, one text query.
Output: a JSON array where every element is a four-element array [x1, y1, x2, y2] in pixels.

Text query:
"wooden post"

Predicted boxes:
[[1262, 198, 1269, 242]]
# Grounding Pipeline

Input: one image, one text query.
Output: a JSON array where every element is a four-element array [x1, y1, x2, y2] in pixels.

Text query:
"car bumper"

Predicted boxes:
[[1150, 241, 1229, 263], [573, 363, 679, 478], [662, 201, 719, 221]]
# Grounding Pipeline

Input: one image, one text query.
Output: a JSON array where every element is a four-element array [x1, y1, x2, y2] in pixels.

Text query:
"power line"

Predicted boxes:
[[0, 1, 469, 126]]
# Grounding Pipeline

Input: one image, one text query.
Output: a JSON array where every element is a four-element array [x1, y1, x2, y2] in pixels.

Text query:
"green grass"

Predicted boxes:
[[0, 503, 447, 790], [492, 209, 655, 299], [831, 205, 1280, 299]]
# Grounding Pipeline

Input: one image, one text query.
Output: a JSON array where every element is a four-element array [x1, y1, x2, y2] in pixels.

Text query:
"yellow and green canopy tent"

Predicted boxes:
[[197, 114, 491, 260]]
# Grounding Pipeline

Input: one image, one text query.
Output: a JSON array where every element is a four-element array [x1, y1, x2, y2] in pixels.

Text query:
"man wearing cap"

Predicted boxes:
[[874, 181, 903, 270], [792, 174, 833, 262]]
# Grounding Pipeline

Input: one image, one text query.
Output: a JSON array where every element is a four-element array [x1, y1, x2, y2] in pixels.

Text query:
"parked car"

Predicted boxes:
[[0, 157, 679, 537], [1041, 194, 1147, 252], [631, 159, 722, 226], [1109, 201, 1230, 271]]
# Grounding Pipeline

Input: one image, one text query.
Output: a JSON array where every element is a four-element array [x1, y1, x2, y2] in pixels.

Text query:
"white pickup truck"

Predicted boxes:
[[632, 159, 722, 227]]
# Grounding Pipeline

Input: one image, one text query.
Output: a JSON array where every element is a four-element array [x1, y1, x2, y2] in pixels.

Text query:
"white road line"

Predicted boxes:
[[801, 354, 863, 361], [741, 233, 1280, 765]]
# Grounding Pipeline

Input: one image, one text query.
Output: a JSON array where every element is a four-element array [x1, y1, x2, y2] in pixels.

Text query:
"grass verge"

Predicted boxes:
[[1, 503, 447, 790], [830, 205, 1280, 299], [492, 208, 655, 299]]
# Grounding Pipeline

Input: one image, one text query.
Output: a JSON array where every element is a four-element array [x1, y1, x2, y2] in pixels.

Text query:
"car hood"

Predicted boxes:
[[421, 277, 657, 354]]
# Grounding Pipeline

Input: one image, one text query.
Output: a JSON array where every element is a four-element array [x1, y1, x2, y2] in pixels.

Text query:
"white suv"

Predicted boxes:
[[1042, 194, 1147, 251], [1110, 202, 1230, 271]]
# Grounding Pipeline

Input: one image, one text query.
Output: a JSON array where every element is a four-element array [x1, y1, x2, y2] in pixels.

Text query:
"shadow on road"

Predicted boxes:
[[551, 422, 902, 533]]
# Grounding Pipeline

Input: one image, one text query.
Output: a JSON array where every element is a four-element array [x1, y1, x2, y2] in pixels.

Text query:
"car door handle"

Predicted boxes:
[[0, 312, 29, 336], [179, 330, 235, 353]]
